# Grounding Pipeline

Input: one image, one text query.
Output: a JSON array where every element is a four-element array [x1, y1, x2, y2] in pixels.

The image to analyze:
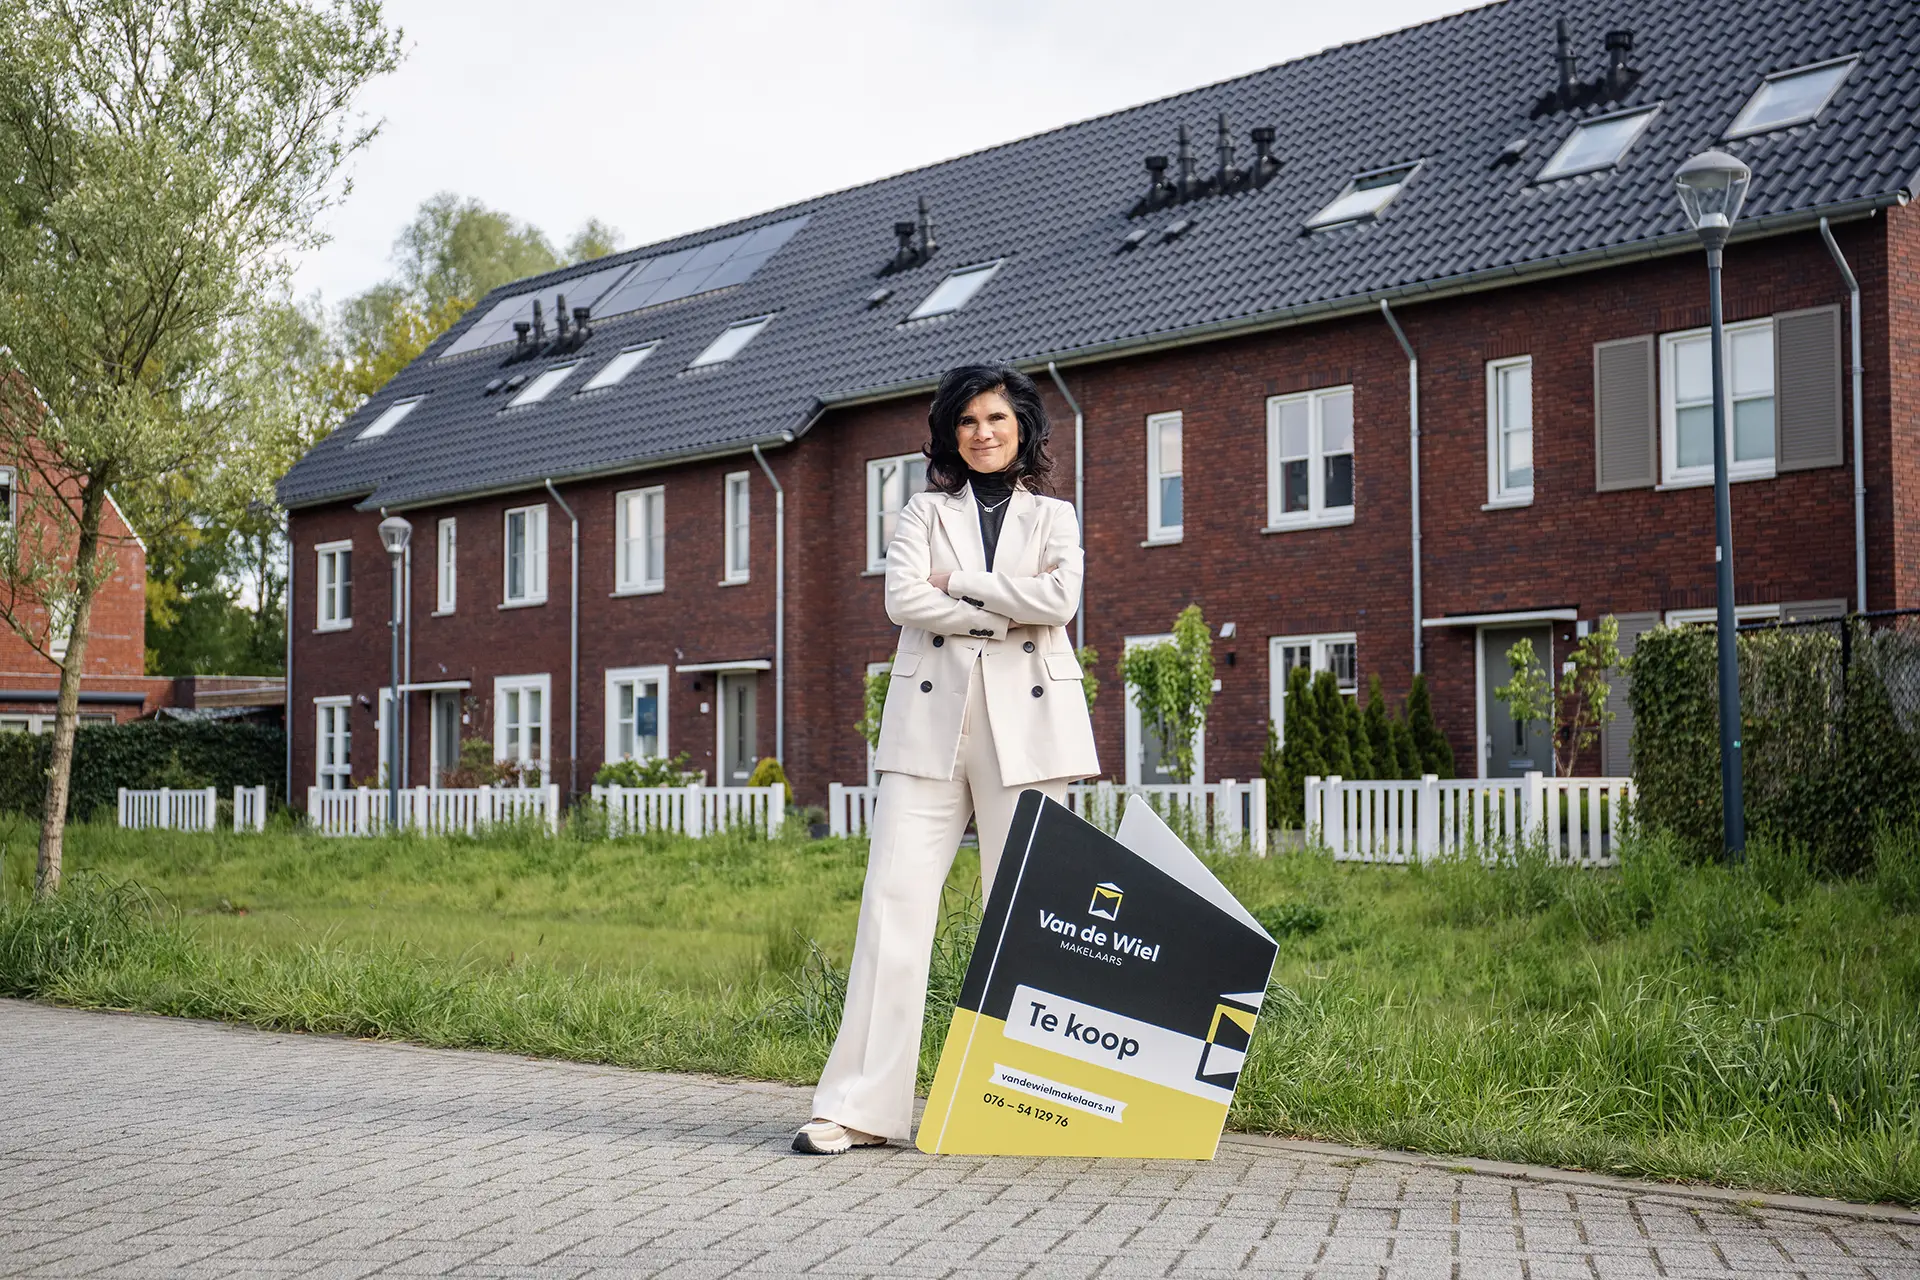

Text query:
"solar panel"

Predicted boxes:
[[439, 263, 634, 358], [591, 215, 809, 320]]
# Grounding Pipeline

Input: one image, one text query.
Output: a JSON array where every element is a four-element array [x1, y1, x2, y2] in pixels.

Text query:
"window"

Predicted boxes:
[[1661, 318, 1774, 485], [315, 541, 352, 630], [46, 600, 71, 661], [1306, 164, 1417, 228], [1536, 107, 1658, 181], [503, 504, 548, 604], [1728, 57, 1855, 138], [355, 396, 421, 442], [1664, 604, 1781, 628], [688, 315, 772, 368], [509, 362, 579, 406], [1266, 386, 1355, 529], [1268, 633, 1358, 746], [315, 697, 351, 791], [494, 674, 549, 786], [866, 453, 928, 571], [605, 666, 668, 764], [907, 261, 1003, 320], [0, 465, 14, 524], [430, 691, 461, 787], [1487, 357, 1534, 505], [582, 343, 658, 390], [375, 687, 394, 787], [1145, 411, 1183, 542], [723, 472, 750, 583], [435, 518, 456, 613], [615, 486, 665, 593]]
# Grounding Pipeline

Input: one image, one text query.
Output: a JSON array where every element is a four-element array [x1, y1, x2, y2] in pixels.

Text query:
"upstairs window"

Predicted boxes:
[[1145, 411, 1183, 543], [1266, 386, 1355, 529], [722, 471, 750, 583], [503, 504, 548, 604], [1537, 107, 1658, 181], [1661, 318, 1774, 486], [582, 343, 658, 390], [355, 396, 421, 442], [1728, 57, 1855, 138], [866, 453, 927, 571], [1487, 357, 1535, 506], [907, 261, 1003, 320], [1306, 164, 1417, 229], [509, 362, 578, 406], [435, 518, 456, 613], [688, 315, 772, 368], [315, 541, 352, 630], [616, 486, 666, 593]]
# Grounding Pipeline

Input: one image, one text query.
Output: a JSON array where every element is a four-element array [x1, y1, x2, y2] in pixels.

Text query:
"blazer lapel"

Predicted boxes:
[[994, 488, 1039, 573], [935, 489, 987, 573]]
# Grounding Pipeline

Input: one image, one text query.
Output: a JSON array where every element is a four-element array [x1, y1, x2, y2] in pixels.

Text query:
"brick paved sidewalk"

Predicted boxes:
[[1, 1000, 1914, 1279]]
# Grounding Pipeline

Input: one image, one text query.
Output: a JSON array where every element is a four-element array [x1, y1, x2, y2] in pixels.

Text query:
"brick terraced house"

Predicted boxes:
[[277, 0, 1920, 809]]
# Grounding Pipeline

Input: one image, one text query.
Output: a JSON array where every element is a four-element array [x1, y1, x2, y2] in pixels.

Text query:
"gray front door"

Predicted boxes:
[[719, 672, 759, 785], [1482, 625, 1554, 778]]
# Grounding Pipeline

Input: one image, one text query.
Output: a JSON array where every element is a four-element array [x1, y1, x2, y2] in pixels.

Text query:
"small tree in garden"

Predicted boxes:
[[1273, 666, 1325, 828], [1494, 615, 1621, 776], [1342, 688, 1374, 780], [1074, 645, 1101, 714], [1310, 672, 1353, 778], [1392, 714, 1421, 777], [1406, 674, 1456, 778], [857, 666, 891, 749], [1259, 718, 1286, 831], [1362, 676, 1399, 778], [1118, 604, 1215, 784]]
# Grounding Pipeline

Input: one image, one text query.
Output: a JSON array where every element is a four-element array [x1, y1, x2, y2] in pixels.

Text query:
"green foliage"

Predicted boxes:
[[1074, 644, 1101, 713], [0, 721, 285, 820], [1259, 719, 1287, 832], [1495, 617, 1620, 776], [592, 753, 698, 789], [746, 757, 794, 805], [1253, 901, 1327, 937], [1311, 672, 1353, 778], [1271, 667, 1324, 829], [1117, 605, 1214, 783], [1391, 715, 1421, 777], [857, 665, 890, 749], [1406, 674, 1455, 778], [1342, 685, 1373, 781], [1362, 677, 1396, 780]]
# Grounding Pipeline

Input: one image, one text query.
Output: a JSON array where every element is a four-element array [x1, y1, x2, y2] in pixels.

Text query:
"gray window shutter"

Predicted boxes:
[[1594, 336, 1656, 490], [1600, 611, 1661, 777], [1775, 305, 1843, 471]]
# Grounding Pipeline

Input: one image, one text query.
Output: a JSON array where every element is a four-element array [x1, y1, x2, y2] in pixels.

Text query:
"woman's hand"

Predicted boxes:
[[929, 572, 952, 593]]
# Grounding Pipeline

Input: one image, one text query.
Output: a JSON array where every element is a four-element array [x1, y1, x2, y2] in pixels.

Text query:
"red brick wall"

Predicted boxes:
[[289, 218, 1900, 806], [1885, 203, 1920, 610]]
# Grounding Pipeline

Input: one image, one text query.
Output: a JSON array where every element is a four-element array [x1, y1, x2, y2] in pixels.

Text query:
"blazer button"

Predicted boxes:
[[920, 680, 933, 693], [1022, 640, 1035, 653], [962, 595, 984, 608], [932, 635, 944, 647], [1031, 685, 1044, 698]]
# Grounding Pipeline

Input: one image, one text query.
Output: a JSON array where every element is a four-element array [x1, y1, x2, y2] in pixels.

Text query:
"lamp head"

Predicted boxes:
[[378, 515, 413, 557], [1674, 149, 1751, 242]]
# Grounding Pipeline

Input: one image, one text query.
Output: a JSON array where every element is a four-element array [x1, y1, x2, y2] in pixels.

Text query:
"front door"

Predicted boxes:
[[718, 672, 758, 785], [430, 691, 461, 786], [1482, 624, 1554, 778]]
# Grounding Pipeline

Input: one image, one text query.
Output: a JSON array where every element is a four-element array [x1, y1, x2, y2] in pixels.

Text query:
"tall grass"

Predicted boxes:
[[0, 813, 1914, 1204]]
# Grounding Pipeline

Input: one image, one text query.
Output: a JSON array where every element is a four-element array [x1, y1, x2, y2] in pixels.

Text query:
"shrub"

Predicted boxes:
[[593, 753, 698, 789], [0, 720, 285, 820], [1405, 674, 1455, 778], [747, 757, 793, 805]]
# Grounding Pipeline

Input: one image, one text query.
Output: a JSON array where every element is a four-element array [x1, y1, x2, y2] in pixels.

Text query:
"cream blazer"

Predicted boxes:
[[873, 484, 1100, 787]]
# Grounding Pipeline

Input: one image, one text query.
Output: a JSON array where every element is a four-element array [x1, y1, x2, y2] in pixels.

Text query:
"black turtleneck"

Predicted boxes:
[[968, 469, 1016, 569]]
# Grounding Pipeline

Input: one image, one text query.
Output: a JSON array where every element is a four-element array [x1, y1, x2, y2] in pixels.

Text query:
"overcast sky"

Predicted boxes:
[[292, 0, 1485, 310]]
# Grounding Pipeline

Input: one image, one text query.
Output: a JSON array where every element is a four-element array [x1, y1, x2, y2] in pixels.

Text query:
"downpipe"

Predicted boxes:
[[543, 480, 580, 801], [1379, 300, 1423, 675], [751, 444, 786, 764], [1819, 217, 1868, 613], [1046, 361, 1086, 652]]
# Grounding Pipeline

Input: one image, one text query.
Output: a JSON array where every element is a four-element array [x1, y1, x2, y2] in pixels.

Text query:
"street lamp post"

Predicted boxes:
[[378, 516, 413, 832], [1673, 150, 1752, 862]]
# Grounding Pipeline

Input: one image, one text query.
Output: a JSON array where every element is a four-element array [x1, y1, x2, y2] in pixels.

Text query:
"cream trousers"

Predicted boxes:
[[811, 658, 1070, 1140]]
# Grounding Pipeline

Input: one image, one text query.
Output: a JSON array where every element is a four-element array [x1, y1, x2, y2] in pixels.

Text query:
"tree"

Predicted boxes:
[[1274, 666, 1325, 828], [1118, 604, 1214, 783], [566, 218, 625, 264], [1343, 686, 1374, 780], [1406, 674, 1455, 778], [1311, 672, 1353, 778], [1391, 713, 1421, 777], [1362, 676, 1400, 779], [0, 0, 401, 895], [1494, 615, 1621, 776]]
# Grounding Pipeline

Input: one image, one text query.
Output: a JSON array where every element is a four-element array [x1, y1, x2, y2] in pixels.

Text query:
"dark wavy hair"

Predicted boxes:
[[923, 364, 1055, 495]]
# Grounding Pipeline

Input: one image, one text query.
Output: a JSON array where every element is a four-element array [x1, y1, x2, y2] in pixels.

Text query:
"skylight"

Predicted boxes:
[[1537, 107, 1658, 181], [582, 344, 659, 391], [592, 216, 810, 319], [355, 396, 422, 441], [1306, 164, 1418, 229], [688, 316, 773, 368], [907, 261, 1003, 320], [509, 362, 579, 406], [438, 263, 632, 359], [1727, 57, 1855, 138]]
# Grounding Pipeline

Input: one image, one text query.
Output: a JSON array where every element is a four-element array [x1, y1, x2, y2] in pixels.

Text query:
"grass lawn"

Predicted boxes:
[[2, 811, 1916, 1206]]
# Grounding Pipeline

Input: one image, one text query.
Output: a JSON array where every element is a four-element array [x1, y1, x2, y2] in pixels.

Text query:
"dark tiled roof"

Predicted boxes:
[[278, 0, 1920, 511]]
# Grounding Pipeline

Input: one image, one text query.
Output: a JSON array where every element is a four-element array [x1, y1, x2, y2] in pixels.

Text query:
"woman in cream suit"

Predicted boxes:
[[795, 364, 1098, 1154]]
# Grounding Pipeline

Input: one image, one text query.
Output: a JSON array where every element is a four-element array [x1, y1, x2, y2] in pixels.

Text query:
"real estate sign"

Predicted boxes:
[[918, 792, 1278, 1159]]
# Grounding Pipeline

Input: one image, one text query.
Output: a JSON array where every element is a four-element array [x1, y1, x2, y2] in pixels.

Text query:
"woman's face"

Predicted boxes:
[[955, 389, 1020, 474]]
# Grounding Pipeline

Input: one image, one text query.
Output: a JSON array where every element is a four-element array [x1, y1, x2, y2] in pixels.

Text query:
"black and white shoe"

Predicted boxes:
[[792, 1119, 887, 1154]]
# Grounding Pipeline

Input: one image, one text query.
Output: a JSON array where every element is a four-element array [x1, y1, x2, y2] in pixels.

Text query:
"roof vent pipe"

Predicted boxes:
[[531, 299, 546, 340], [572, 307, 591, 342], [891, 220, 917, 272], [555, 293, 569, 341], [1250, 127, 1280, 186], [1604, 29, 1636, 96], [1554, 18, 1578, 106], [513, 321, 531, 347], [1144, 155, 1172, 208], [915, 196, 937, 260], [1214, 113, 1239, 193], [1175, 124, 1196, 201]]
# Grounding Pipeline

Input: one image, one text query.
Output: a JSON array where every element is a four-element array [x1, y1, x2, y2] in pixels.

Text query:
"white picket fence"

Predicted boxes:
[[233, 785, 268, 832], [590, 783, 786, 838], [1305, 772, 1634, 865], [117, 786, 218, 832], [827, 779, 1268, 854], [306, 784, 562, 837]]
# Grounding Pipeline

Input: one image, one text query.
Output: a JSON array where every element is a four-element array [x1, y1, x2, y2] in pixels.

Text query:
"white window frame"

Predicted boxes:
[[603, 665, 669, 765], [1265, 386, 1356, 531], [435, 517, 456, 614], [1123, 633, 1206, 786], [1659, 317, 1776, 488], [0, 464, 15, 525], [722, 471, 750, 584], [508, 362, 579, 407], [1486, 356, 1535, 507], [375, 687, 394, 787], [1726, 56, 1856, 139], [688, 315, 773, 368], [354, 396, 422, 442], [429, 690, 463, 788], [582, 342, 658, 391], [1306, 163, 1418, 229], [1536, 106, 1659, 182], [1145, 411, 1183, 544], [315, 696, 352, 791], [865, 453, 927, 572], [502, 504, 548, 605], [494, 673, 551, 786], [1664, 604, 1781, 628], [865, 660, 891, 787], [615, 486, 666, 594], [1266, 633, 1359, 747], [315, 540, 352, 631], [906, 260, 1004, 320]]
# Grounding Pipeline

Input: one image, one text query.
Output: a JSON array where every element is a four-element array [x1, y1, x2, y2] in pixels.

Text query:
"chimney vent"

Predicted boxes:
[[1175, 124, 1197, 201], [1213, 113, 1242, 194], [915, 196, 938, 261], [1250, 127, 1280, 186], [1554, 18, 1578, 107], [555, 293, 570, 341], [513, 320, 532, 347], [1604, 28, 1637, 96], [572, 306, 592, 342], [531, 299, 546, 341]]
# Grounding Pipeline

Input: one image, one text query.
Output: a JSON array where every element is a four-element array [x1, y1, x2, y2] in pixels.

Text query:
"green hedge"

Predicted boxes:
[[0, 721, 285, 822], [1629, 622, 1920, 870]]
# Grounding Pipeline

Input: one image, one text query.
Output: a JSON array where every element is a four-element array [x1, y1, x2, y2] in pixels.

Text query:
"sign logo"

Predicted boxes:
[[1088, 882, 1123, 921], [1195, 1000, 1258, 1091]]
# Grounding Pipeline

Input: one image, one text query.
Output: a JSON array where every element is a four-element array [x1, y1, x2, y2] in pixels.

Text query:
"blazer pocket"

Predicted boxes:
[[1043, 653, 1084, 681], [890, 652, 922, 678]]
